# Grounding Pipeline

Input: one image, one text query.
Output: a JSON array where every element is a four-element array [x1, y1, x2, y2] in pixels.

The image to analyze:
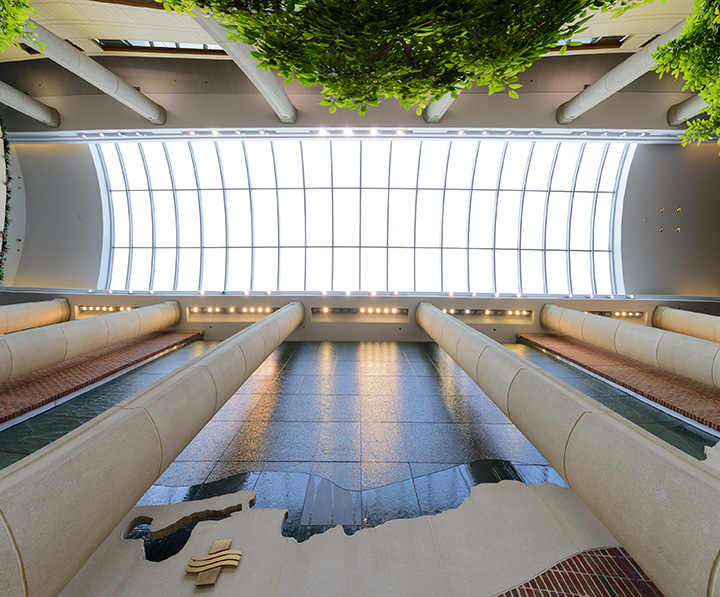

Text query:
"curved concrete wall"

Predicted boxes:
[[0, 301, 304, 597], [653, 305, 720, 344], [0, 301, 181, 382], [417, 302, 720, 597], [0, 298, 70, 335], [541, 304, 720, 390]]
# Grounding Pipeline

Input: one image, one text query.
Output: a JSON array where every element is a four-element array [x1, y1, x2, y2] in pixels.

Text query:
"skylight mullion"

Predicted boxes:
[[115, 144, 133, 290], [299, 142, 308, 292], [187, 142, 204, 292], [270, 141, 281, 291], [96, 145, 115, 289], [542, 144, 562, 294], [137, 144, 157, 290], [465, 142, 481, 293], [243, 140, 256, 292], [439, 142, 452, 292], [413, 141, 423, 292], [609, 143, 631, 294], [214, 140, 231, 292], [566, 143, 586, 296], [516, 142, 535, 295], [358, 141, 363, 291], [589, 144, 610, 295], [330, 141, 335, 291], [491, 142, 509, 294], [386, 142, 393, 293], [161, 143, 181, 291]]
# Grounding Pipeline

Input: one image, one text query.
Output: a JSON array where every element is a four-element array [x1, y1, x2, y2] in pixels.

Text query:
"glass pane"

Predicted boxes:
[[227, 248, 251, 291], [152, 248, 176, 291], [594, 252, 613, 294], [361, 140, 391, 187], [361, 189, 388, 246], [416, 190, 443, 247], [415, 248, 441, 291], [570, 192, 593, 251], [202, 247, 226, 290], [521, 250, 544, 294], [166, 142, 197, 189], [388, 190, 415, 247], [153, 191, 176, 247], [303, 140, 332, 187], [252, 190, 278, 246], [142, 143, 172, 189], [389, 140, 421, 188], [388, 248, 414, 292], [443, 248, 468, 292], [278, 190, 305, 246], [495, 191, 522, 249], [279, 248, 305, 291], [526, 142, 557, 190], [443, 190, 470, 248], [273, 140, 303, 188], [217, 141, 249, 188], [575, 142, 605, 191], [360, 247, 387, 291], [594, 193, 613, 251], [306, 189, 333, 246], [500, 141, 531, 190], [495, 250, 519, 294], [550, 143, 582, 191], [570, 251, 592, 294], [119, 143, 148, 190], [468, 191, 494, 248], [111, 191, 130, 247], [246, 140, 276, 188], [417, 141, 449, 189], [445, 141, 477, 189], [306, 247, 332, 291], [130, 191, 152, 247], [473, 141, 505, 189], [546, 251, 568, 294], [176, 190, 201, 247], [226, 190, 252, 246], [253, 248, 278, 291], [192, 141, 222, 189], [332, 140, 360, 188], [469, 249, 493, 293], [201, 190, 226, 247], [109, 248, 129, 290], [521, 191, 545, 249], [100, 144, 125, 191], [176, 248, 201, 291], [332, 189, 359, 246], [599, 143, 624, 192], [334, 247, 359, 291], [546, 192, 570, 250]]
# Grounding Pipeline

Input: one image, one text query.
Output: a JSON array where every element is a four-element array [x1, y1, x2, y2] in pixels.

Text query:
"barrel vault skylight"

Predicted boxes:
[[97, 137, 632, 295]]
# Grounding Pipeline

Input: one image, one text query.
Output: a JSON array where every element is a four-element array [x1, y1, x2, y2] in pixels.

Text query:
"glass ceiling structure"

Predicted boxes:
[[97, 138, 633, 295]]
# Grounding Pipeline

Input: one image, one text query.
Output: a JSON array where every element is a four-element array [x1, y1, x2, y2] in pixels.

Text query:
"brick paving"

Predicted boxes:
[[0, 331, 202, 423], [518, 334, 720, 432]]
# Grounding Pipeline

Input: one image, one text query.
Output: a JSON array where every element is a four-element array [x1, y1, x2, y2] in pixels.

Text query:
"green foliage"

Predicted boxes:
[[653, 0, 720, 146], [0, 0, 36, 52], [163, 0, 650, 114], [0, 115, 12, 282]]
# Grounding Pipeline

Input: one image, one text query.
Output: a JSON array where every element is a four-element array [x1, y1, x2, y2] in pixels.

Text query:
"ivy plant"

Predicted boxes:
[[0, 0, 36, 52], [163, 0, 650, 115]]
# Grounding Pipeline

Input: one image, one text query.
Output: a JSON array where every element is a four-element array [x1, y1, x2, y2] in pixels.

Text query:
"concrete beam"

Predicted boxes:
[[0, 298, 69, 334], [0, 79, 59, 127], [423, 92, 458, 123], [653, 305, 720, 343], [667, 94, 706, 126]]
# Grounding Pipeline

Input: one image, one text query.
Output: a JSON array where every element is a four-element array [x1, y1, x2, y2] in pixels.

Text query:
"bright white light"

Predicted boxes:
[[211, 130, 220, 136], [319, 129, 329, 136], [344, 128, 354, 136], [370, 128, 379, 136]]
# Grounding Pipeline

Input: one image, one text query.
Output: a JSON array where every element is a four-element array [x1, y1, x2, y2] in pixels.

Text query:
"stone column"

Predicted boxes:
[[0, 301, 181, 382], [416, 302, 720, 597], [0, 298, 70, 335], [653, 305, 720, 343], [0, 301, 304, 597], [541, 303, 720, 390]]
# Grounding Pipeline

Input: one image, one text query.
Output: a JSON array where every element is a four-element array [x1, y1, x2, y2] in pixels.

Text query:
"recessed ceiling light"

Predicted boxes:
[[211, 130, 220, 136], [370, 128, 379, 136], [395, 129, 405, 136], [319, 128, 328, 136], [344, 128, 354, 136], [259, 130, 267, 135], [188, 131, 196, 136]]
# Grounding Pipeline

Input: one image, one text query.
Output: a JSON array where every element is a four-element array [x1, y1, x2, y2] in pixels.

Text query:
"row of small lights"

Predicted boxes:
[[583, 310, 643, 317], [190, 306, 277, 314], [443, 308, 531, 316], [312, 307, 408, 315], [80, 305, 133, 312]]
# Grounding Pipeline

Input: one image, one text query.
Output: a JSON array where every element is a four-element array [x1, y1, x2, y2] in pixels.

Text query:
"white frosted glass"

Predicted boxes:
[[279, 248, 305, 291], [443, 190, 470, 248], [473, 141, 505, 189], [594, 193, 612, 251], [152, 248, 176, 291], [142, 143, 172, 189], [273, 140, 303, 188], [443, 248, 468, 292], [111, 191, 130, 247], [246, 140, 276, 188], [130, 191, 152, 247], [333, 248, 359, 291], [468, 249, 493, 293], [166, 142, 197, 189], [445, 140, 477, 189], [226, 248, 252, 291], [417, 141, 449, 189], [570, 192, 593, 251], [217, 141, 249, 188], [176, 190, 201, 247], [191, 141, 222, 189], [599, 143, 625, 192], [525, 142, 557, 190], [252, 190, 278, 246], [253, 248, 278, 291], [546, 192, 570, 250], [495, 250, 519, 294], [570, 251, 593, 294], [594, 252, 613, 294], [361, 139, 391, 187], [495, 191, 522, 249], [332, 140, 360, 188], [388, 248, 414, 291], [278, 190, 305, 246], [389, 140, 421, 188], [226, 190, 252, 246], [360, 248, 387, 291], [306, 247, 332, 291], [521, 250, 544, 294], [303, 140, 332, 187], [416, 190, 443, 247], [521, 191, 545, 249], [202, 247, 226, 290], [550, 143, 582, 191], [546, 252, 568, 294], [109, 248, 129, 290], [415, 248, 441, 291], [388, 190, 415, 247], [176, 248, 201, 291], [500, 142, 531, 190], [306, 189, 333, 246], [361, 189, 388, 246], [100, 144, 125, 191], [201, 190, 226, 247], [119, 143, 148, 190], [575, 142, 605, 191], [468, 191, 494, 248], [333, 189, 360, 246]]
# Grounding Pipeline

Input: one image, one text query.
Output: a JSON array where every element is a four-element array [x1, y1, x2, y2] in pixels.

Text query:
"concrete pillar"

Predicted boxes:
[[0, 301, 180, 382], [423, 92, 457, 123], [667, 94, 706, 126], [556, 21, 685, 124], [0, 79, 60, 127], [0, 301, 304, 597], [653, 305, 720, 343], [192, 10, 297, 124], [0, 298, 70, 335], [416, 302, 720, 597], [25, 22, 166, 125]]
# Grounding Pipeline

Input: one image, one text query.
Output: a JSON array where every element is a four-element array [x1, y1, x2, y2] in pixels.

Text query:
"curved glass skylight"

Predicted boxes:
[[97, 138, 632, 294]]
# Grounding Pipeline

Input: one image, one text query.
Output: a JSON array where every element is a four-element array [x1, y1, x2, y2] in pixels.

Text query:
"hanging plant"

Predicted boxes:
[[163, 0, 651, 115], [0, 114, 12, 282], [0, 0, 37, 51]]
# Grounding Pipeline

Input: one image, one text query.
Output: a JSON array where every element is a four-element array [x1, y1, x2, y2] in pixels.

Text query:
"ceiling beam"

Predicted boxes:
[[0, 79, 59, 127], [667, 93, 706, 126], [423, 92, 458, 123]]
